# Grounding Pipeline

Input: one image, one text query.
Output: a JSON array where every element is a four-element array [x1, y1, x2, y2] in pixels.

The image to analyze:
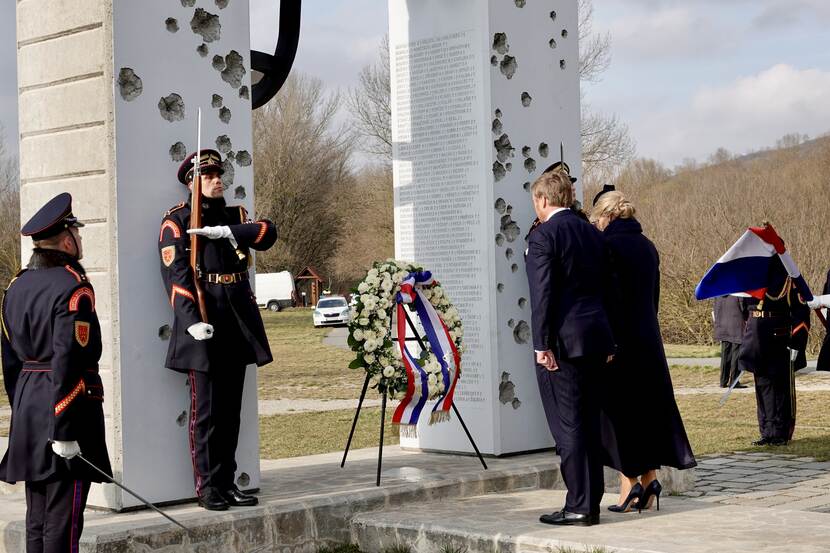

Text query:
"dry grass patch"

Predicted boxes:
[[664, 344, 721, 358]]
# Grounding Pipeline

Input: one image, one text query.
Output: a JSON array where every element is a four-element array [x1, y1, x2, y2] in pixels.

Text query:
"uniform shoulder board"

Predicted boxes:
[[5, 269, 26, 291], [63, 265, 87, 283], [230, 205, 251, 223], [165, 201, 187, 217]]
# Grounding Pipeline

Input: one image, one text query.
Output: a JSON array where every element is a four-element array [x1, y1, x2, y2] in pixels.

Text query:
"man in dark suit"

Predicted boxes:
[[159, 150, 277, 510], [713, 295, 747, 388], [1, 193, 111, 553], [525, 169, 616, 526]]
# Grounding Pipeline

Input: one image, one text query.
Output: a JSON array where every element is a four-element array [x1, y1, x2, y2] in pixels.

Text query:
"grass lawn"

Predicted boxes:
[[668, 364, 721, 388], [677, 391, 830, 460], [663, 344, 721, 358], [258, 309, 362, 401], [259, 407, 398, 459]]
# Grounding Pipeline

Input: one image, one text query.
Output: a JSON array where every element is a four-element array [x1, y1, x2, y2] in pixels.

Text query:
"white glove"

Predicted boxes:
[[187, 226, 232, 240], [807, 294, 830, 310], [52, 440, 80, 459], [187, 322, 214, 340]]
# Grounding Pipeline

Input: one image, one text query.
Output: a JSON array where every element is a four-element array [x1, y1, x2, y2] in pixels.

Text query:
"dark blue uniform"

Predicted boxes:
[[158, 194, 276, 506]]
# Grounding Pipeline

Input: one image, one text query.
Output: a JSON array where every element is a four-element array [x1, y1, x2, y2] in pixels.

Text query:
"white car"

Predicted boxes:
[[313, 296, 351, 327]]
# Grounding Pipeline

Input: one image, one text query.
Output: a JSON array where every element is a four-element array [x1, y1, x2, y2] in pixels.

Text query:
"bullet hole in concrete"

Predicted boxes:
[[514, 0, 526, 6], [226, 151, 236, 161], [525, 157, 536, 173], [499, 372, 516, 404], [222, 158, 235, 185], [511, 263, 519, 273], [500, 55, 517, 79], [512, 398, 521, 409], [492, 33, 509, 55], [158, 93, 185, 122], [494, 134, 514, 163], [506, 205, 513, 214], [507, 319, 515, 328], [501, 214, 520, 242], [117, 68, 143, 101], [493, 161, 506, 182], [176, 411, 187, 426], [237, 472, 250, 487], [560, 59, 566, 70], [492, 118, 503, 135], [521, 92, 532, 107], [495, 109, 502, 118], [495, 233, 505, 247], [181, 0, 195, 6], [169, 142, 187, 162], [159, 324, 172, 340], [518, 297, 528, 309], [235, 150, 252, 166], [216, 0, 229, 8], [215, 135, 232, 154], [497, 283, 504, 293], [549, 38, 557, 49], [165, 18, 179, 33], [539, 143, 549, 157], [234, 186, 246, 200], [522, 146, 531, 158], [513, 320, 530, 344], [523, 181, 530, 191], [550, 10, 557, 21], [505, 248, 514, 260], [197, 43, 209, 57], [212, 55, 226, 71], [212, 94, 223, 108], [490, 55, 498, 67], [561, 29, 569, 38], [219, 106, 231, 123], [221, 50, 246, 89], [495, 198, 506, 214], [190, 8, 221, 43], [239, 86, 250, 100], [506, 162, 513, 172]]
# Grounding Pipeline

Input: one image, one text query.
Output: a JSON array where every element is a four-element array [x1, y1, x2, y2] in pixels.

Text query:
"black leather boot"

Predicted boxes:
[[221, 485, 259, 506], [198, 487, 230, 511]]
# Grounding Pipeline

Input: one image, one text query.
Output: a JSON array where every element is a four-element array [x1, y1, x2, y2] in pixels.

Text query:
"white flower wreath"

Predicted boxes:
[[347, 259, 464, 401]]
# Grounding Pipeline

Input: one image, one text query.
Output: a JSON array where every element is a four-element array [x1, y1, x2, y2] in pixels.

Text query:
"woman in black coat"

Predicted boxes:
[[591, 191, 697, 512]]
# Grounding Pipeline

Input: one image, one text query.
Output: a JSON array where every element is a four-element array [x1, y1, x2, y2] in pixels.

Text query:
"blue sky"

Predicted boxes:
[[2, 0, 830, 167]]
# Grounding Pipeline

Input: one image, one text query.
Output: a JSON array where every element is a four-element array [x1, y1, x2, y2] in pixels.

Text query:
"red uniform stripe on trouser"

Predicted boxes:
[[70, 480, 82, 553], [188, 370, 204, 496]]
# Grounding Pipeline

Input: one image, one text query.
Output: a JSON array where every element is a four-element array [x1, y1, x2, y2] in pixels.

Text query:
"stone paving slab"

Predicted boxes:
[[351, 489, 830, 553]]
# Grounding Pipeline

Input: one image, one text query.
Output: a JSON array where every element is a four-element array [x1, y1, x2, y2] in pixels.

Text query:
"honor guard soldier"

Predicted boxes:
[[738, 257, 811, 446], [159, 149, 277, 511], [0, 193, 111, 553]]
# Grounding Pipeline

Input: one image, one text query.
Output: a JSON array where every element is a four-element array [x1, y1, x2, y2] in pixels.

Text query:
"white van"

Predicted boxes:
[[254, 271, 295, 311]]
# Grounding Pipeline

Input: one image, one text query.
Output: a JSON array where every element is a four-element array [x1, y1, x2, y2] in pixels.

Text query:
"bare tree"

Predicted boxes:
[[0, 123, 20, 285], [577, 0, 611, 83], [252, 74, 355, 281], [346, 36, 392, 161]]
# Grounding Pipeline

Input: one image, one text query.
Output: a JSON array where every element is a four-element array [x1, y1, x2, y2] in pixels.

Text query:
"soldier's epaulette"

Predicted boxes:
[[4, 269, 25, 292], [230, 205, 251, 223], [63, 265, 87, 283], [165, 202, 187, 217]]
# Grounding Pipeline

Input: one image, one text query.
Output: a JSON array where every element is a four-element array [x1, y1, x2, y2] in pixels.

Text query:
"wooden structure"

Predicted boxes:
[[295, 266, 325, 306]]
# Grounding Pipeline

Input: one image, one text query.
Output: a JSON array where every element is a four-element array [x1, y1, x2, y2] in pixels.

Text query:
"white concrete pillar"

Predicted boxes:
[[389, 0, 581, 455], [16, 0, 259, 509]]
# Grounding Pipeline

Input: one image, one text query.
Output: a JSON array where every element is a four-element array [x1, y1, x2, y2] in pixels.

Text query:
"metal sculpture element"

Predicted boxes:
[[251, 0, 302, 109]]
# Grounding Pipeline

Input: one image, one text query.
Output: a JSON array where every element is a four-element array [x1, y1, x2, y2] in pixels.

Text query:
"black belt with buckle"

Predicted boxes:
[[204, 271, 249, 284], [750, 310, 786, 318]]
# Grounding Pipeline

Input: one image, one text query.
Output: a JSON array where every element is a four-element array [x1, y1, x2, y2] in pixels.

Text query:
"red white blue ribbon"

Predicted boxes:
[[393, 271, 461, 432]]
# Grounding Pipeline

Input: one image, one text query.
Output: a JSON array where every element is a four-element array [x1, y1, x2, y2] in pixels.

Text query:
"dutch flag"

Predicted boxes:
[[695, 224, 814, 302]]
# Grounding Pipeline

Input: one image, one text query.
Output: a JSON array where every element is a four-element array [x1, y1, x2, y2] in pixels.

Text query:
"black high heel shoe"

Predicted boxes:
[[608, 482, 643, 513], [638, 480, 662, 512]]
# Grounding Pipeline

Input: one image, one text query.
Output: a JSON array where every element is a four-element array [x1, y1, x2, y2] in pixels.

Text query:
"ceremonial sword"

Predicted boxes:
[[718, 369, 745, 407]]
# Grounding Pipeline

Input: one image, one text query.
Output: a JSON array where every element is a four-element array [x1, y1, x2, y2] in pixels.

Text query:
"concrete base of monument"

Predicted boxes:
[[352, 488, 830, 553], [0, 447, 693, 553]]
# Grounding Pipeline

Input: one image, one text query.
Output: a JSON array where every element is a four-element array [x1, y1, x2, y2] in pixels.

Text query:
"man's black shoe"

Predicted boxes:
[[539, 509, 595, 526], [221, 486, 259, 506], [752, 437, 771, 446], [733, 383, 748, 389], [769, 438, 789, 446], [198, 487, 229, 511]]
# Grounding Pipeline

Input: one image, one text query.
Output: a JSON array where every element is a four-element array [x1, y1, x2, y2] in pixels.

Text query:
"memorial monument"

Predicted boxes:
[[15, 0, 262, 509], [390, 0, 581, 455]]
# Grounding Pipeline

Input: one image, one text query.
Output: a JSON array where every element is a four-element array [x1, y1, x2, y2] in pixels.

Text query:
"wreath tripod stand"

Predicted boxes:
[[340, 308, 488, 486]]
